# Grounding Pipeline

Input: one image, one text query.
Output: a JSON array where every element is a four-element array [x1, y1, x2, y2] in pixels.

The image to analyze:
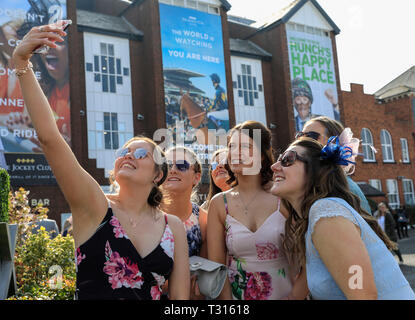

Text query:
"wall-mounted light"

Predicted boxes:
[[137, 114, 144, 121], [269, 123, 277, 129], [80, 110, 85, 116]]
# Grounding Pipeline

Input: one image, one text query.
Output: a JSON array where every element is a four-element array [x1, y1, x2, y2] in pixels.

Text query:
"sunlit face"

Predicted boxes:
[[295, 96, 311, 120], [228, 131, 262, 176], [378, 203, 387, 213], [40, 44, 69, 81], [302, 121, 328, 145], [113, 140, 158, 186], [211, 151, 230, 190], [270, 146, 308, 203], [162, 150, 200, 194]]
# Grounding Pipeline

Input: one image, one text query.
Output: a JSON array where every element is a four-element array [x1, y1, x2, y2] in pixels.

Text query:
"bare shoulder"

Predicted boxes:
[[165, 213, 186, 235]]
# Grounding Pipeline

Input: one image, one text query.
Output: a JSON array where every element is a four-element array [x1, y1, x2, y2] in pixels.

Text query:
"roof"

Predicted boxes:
[[227, 15, 256, 26], [250, 0, 340, 36], [229, 38, 272, 60], [77, 9, 143, 40], [374, 66, 415, 100], [357, 183, 386, 197], [120, 0, 231, 14]]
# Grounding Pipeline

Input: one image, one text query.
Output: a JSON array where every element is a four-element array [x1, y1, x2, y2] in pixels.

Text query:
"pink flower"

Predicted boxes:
[[243, 272, 272, 300], [110, 216, 129, 239], [256, 243, 279, 260], [103, 241, 144, 290], [151, 285, 162, 300], [76, 248, 86, 266], [160, 226, 175, 259]]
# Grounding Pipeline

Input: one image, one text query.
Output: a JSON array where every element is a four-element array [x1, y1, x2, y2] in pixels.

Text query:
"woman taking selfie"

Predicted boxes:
[[13, 23, 189, 300], [270, 137, 415, 299]]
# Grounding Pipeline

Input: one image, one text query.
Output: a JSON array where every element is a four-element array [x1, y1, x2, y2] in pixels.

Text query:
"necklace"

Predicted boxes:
[[237, 187, 262, 215], [128, 207, 159, 228]]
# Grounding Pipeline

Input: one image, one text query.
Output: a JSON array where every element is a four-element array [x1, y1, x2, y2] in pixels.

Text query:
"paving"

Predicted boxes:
[[395, 226, 415, 291]]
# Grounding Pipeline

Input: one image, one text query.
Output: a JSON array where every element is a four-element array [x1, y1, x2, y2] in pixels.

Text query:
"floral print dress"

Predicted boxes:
[[75, 207, 174, 300], [223, 194, 293, 300], [183, 203, 203, 257]]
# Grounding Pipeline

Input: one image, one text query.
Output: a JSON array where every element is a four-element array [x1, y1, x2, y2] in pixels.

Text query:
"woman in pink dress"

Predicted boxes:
[[207, 120, 308, 300]]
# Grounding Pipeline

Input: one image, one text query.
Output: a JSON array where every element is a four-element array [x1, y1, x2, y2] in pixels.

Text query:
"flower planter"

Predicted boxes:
[[0, 222, 17, 299]]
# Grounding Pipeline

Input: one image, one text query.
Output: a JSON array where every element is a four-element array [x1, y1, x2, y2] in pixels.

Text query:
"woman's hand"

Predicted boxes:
[[12, 24, 66, 68]]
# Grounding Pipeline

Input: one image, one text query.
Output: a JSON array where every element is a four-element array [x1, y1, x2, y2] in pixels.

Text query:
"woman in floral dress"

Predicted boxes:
[[13, 23, 190, 300], [207, 121, 309, 300]]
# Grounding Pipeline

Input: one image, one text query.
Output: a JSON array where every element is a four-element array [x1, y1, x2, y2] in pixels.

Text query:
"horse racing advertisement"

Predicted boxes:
[[0, 0, 70, 185], [286, 29, 340, 133], [159, 3, 229, 161]]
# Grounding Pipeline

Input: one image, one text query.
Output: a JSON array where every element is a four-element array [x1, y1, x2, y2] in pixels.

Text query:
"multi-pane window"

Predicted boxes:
[[236, 64, 261, 107], [369, 179, 382, 192], [89, 113, 127, 151], [380, 129, 394, 162], [400, 138, 410, 163], [361, 128, 376, 162], [85, 42, 130, 94], [403, 179, 415, 205], [386, 179, 400, 209]]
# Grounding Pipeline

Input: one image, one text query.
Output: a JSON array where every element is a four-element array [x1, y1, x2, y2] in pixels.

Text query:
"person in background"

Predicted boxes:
[[12, 23, 189, 300], [376, 202, 404, 263], [208, 120, 308, 300], [62, 215, 73, 237], [160, 146, 207, 299], [200, 148, 233, 211], [298, 116, 372, 215], [270, 137, 415, 299], [397, 205, 409, 238], [291, 78, 319, 132]]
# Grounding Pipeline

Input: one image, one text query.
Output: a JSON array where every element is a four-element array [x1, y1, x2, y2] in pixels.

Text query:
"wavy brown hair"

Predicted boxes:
[[282, 138, 396, 267], [227, 120, 274, 187]]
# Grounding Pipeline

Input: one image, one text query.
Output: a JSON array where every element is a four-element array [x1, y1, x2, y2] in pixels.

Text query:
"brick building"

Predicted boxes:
[[2, 0, 412, 227], [342, 67, 415, 210]]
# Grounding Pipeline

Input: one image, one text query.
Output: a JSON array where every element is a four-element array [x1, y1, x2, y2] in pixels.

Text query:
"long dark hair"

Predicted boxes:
[[227, 120, 274, 187], [282, 138, 396, 267]]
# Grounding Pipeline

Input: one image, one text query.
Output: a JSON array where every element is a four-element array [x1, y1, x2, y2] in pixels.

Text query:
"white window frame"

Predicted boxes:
[[386, 179, 400, 209], [400, 138, 410, 163], [361, 128, 376, 162], [369, 179, 382, 192], [403, 179, 415, 206], [380, 129, 394, 163]]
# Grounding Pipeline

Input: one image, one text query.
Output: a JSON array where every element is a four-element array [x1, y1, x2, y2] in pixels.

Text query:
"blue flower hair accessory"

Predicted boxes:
[[320, 136, 356, 166]]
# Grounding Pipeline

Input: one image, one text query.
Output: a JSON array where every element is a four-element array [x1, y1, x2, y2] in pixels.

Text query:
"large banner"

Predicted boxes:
[[0, 0, 70, 185], [287, 29, 340, 132], [159, 3, 229, 161]]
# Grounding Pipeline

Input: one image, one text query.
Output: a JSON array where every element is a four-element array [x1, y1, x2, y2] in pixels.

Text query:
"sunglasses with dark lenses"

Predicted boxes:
[[211, 160, 226, 171], [115, 147, 149, 160], [167, 160, 190, 172], [295, 131, 321, 141], [277, 150, 308, 167]]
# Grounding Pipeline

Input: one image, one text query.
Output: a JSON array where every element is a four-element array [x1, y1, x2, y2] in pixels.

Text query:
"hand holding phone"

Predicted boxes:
[[33, 19, 72, 54]]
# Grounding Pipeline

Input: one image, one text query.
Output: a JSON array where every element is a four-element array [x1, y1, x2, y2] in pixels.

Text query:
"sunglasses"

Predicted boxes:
[[211, 160, 227, 171], [167, 160, 190, 172], [115, 147, 150, 160], [277, 150, 308, 167], [295, 131, 321, 141]]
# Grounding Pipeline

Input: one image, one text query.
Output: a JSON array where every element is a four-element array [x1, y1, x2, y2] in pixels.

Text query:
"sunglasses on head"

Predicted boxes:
[[115, 147, 150, 160], [277, 150, 308, 167], [167, 160, 190, 172], [295, 131, 321, 141]]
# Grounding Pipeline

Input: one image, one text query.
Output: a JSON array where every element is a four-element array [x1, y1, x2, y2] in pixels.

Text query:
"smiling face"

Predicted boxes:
[[162, 150, 200, 194], [294, 96, 312, 120], [211, 151, 230, 190], [113, 140, 159, 187], [270, 145, 308, 204], [228, 130, 262, 175]]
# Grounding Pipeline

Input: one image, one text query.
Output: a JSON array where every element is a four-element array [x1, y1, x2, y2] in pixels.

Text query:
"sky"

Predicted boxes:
[[228, 0, 415, 94]]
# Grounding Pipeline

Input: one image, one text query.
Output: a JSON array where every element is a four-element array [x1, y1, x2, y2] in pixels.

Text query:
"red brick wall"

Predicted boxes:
[[342, 84, 415, 206]]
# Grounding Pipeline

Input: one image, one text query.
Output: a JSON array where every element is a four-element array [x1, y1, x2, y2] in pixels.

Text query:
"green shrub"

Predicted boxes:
[[9, 227, 76, 300], [0, 168, 10, 223]]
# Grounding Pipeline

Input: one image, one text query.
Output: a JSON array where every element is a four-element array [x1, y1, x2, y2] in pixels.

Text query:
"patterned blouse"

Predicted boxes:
[[183, 203, 203, 257], [75, 207, 175, 300]]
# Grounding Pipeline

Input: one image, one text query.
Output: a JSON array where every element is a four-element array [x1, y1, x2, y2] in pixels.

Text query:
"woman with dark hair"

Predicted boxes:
[[270, 137, 415, 299], [12, 23, 190, 300], [207, 120, 308, 300], [200, 148, 232, 211], [299, 116, 372, 214]]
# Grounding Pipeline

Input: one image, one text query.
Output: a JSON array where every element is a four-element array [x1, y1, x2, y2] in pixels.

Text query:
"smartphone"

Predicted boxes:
[[32, 19, 72, 54]]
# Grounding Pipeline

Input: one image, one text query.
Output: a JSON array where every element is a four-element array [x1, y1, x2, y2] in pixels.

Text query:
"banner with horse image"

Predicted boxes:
[[159, 3, 229, 161], [0, 0, 69, 185]]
